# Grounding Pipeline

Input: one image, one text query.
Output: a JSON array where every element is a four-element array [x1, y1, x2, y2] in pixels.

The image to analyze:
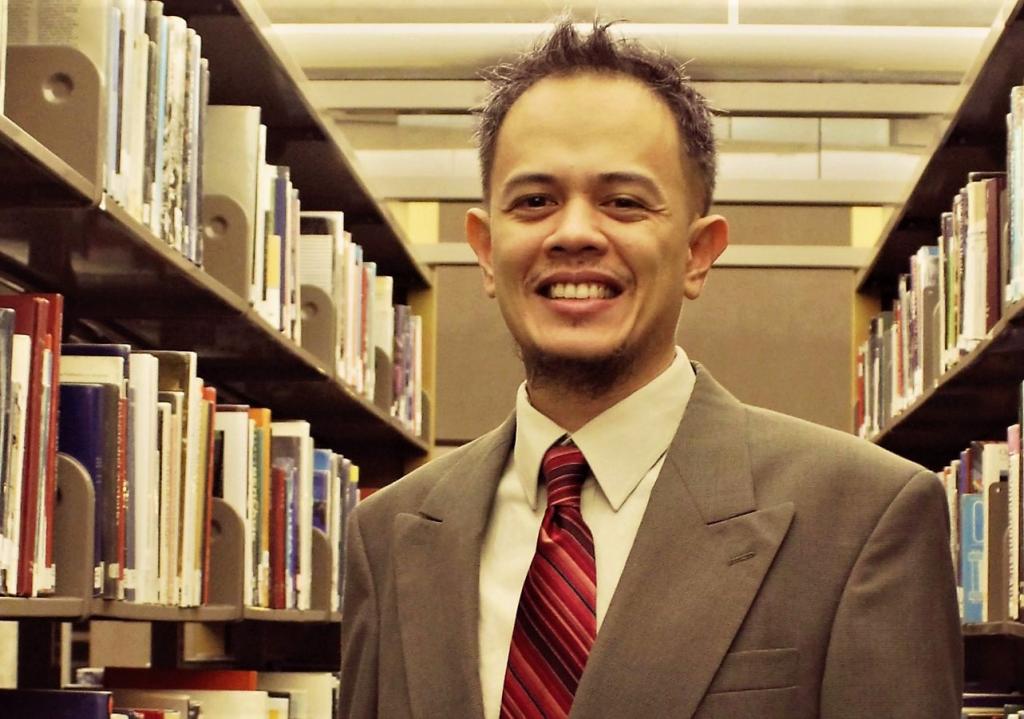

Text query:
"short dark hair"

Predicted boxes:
[[474, 18, 717, 213]]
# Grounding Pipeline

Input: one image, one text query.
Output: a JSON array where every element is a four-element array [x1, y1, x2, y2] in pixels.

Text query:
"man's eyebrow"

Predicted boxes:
[[500, 173, 556, 195]]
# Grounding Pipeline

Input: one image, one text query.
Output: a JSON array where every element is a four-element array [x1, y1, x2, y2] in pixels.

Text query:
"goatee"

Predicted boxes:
[[521, 344, 636, 398]]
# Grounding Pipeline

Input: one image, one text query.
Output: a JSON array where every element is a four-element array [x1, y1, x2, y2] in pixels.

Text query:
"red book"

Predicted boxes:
[[270, 463, 287, 609], [200, 385, 216, 604], [34, 294, 62, 592], [0, 295, 49, 596], [104, 667, 257, 691]]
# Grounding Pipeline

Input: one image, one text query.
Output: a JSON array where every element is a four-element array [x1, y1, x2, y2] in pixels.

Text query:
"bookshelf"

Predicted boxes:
[[855, 0, 1024, 700], [857, 0, 1024, 462], [0, 0, 432, 694]]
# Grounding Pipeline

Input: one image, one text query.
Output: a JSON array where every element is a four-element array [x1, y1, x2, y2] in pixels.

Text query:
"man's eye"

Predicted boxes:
[[517, 195, 551, 209], [610, 197, 644, 209]]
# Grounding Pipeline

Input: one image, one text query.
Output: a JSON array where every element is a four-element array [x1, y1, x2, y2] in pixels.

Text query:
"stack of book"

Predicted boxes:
[[933, 382, 1024, 627], [0, 292, 359, 611], [8, 0, 211, 264], [0, 293, 64, 598], [203, 104, 303, 342], [298, 212, 423, 436], [856, 167, 1009, 438]]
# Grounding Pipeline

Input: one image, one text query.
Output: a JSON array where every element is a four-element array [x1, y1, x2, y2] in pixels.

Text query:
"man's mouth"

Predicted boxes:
[[540, 282, 621, 300]]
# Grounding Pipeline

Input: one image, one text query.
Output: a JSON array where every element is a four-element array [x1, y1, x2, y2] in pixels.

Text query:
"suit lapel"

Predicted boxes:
[[393, 415, 516, 719], [571, 367, 794, 718]]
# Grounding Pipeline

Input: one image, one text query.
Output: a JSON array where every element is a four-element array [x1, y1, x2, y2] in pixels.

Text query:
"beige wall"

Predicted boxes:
[[434, 204, 855, 443]]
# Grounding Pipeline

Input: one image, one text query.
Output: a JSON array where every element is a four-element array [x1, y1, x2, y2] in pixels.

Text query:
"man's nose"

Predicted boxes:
[[543, 198, 608, 255]]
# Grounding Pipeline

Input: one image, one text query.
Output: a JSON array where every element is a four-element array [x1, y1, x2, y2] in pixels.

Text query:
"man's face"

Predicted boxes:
[[467, 72, 726, 382]]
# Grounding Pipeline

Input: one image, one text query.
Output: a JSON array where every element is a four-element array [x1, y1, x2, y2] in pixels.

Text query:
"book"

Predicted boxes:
[[0, 294, 50, 596], [105, 667, 257, 690], [0, 688, 113, 718], [961, 492, 985, 623], [57, 382, 120, 598], [61, 348, 129, 599]]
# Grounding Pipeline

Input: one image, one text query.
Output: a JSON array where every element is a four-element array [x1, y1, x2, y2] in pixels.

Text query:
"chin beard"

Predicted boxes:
[[521, 344, 636, 398]]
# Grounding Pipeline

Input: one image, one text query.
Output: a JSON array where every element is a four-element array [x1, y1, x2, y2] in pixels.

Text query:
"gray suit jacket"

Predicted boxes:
[[340, 365, 963, 718]]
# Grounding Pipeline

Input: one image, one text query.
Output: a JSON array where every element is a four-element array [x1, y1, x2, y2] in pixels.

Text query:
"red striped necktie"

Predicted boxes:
[[500, 442, 597, 719]]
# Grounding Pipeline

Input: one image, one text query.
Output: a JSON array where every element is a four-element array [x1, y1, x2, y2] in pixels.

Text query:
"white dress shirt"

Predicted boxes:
[[477, 347, 697, 719]]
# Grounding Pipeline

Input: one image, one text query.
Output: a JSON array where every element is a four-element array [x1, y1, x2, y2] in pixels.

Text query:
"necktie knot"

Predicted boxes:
[[541, 442, 588, 510]]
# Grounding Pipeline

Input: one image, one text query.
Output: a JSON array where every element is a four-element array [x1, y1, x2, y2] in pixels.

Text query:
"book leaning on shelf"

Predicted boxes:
[[6, 0, 210, 264], [856, 170, 1008, 438]]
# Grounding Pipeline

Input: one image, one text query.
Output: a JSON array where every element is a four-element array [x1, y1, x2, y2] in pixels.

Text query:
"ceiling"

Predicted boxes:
[[258, 0, 1007, 205]]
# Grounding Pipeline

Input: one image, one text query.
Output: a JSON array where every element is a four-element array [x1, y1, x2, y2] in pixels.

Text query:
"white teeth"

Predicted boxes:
[[547, 282, 613, 299]]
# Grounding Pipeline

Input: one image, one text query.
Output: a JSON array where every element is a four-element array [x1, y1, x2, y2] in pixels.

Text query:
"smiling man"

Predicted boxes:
[[339, 20, 962, 719]]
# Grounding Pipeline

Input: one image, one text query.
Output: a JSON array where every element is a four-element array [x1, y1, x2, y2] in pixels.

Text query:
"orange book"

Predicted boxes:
[[104, 668, 257, 691]]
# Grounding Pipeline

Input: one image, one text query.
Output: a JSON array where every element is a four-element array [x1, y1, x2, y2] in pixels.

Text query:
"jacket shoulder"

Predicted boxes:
[[743, 404, 931, 498]]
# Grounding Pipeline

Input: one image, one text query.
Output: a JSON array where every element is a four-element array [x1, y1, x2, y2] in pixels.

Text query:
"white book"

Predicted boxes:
[[59, 354, 125, 393], [157, 393, 182, 604], [251, 125, 269, 307], [4, 335, 30, 595], [155, 400, 173, 603], [373, 276, 394, 364], [181, 375, 203, 606], [328, 453, 342, 613], [129, 352, 159, 603], [962, 179, 988, 347]]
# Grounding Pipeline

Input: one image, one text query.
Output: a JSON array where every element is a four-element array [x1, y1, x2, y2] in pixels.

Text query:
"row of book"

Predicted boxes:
[[4, 4, 425, 432], [295, 212, 423, 434], [9, 0, 211, 263], [855, 168, 1008, 438], [938, 384, 1024, 625], [0, 667, 338, 718], [202, 108, 424, 434], [0, 293, 361, 612]]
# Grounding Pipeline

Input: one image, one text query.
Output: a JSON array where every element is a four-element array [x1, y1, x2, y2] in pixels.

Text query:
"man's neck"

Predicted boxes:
[[525, 350, 676, 432]]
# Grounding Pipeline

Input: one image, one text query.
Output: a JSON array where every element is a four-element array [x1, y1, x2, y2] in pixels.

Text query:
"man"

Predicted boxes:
[[340, 19, 962, 719]]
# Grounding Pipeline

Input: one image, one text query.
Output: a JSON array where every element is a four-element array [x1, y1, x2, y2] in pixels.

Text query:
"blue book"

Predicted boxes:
[[57, 383, 118, 597], [63, 344, 135, 601], [0, 688, 112, 718], [285, 461, 297, 608], [960, 493, 985, 624], [312, 449, 332, 535]]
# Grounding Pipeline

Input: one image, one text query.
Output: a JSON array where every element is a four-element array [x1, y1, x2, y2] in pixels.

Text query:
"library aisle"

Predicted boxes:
[[0, 0, 1018, 718]]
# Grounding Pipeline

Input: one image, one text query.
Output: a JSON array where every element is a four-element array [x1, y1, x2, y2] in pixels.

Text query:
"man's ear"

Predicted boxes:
[[683, 214, 729, 300], [466, 207, 496, 297]]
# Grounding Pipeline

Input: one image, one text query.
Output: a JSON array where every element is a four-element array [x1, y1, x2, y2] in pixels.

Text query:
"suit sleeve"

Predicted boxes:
[[339, 507, 380, 718], [820, 470, 963, 718]]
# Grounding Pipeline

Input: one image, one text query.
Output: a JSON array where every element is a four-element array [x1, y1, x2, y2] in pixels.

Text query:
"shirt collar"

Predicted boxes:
[[513, 347, 696, 511]]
